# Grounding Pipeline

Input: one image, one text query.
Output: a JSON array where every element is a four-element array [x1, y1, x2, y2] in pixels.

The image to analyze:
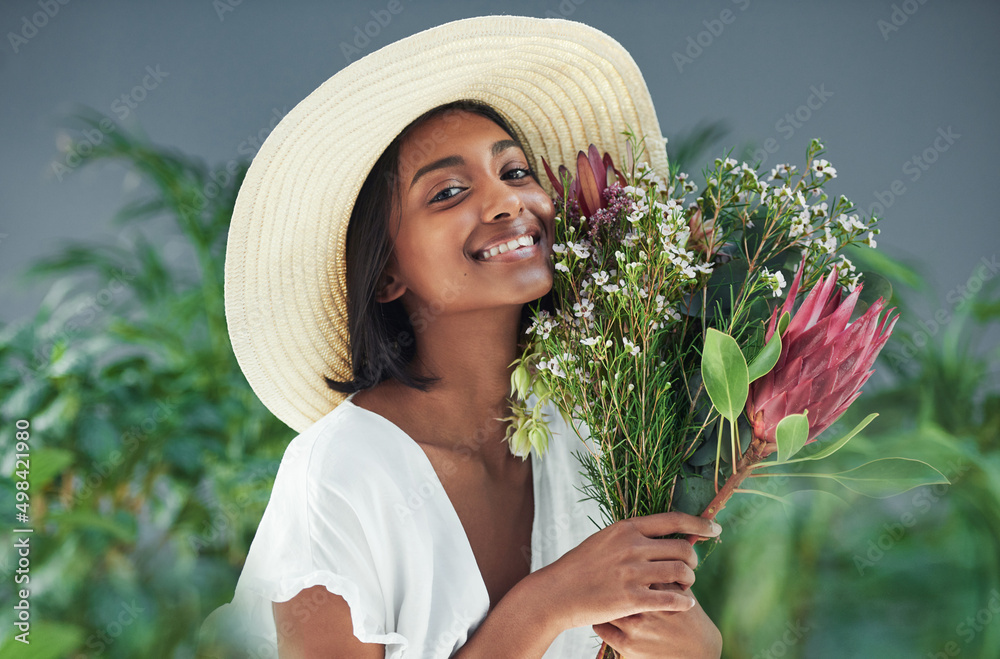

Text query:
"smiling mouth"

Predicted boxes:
[[475, 233, 541, 261]]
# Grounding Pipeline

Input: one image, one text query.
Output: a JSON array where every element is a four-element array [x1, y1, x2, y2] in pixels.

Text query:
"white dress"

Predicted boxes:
[[198, 391, 607, 658]]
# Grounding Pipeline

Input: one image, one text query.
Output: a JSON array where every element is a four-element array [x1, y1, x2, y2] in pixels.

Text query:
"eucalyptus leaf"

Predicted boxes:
[[671, 475, 717, 515], [775, 412, 810, 463], [701, 328, 749, 422]]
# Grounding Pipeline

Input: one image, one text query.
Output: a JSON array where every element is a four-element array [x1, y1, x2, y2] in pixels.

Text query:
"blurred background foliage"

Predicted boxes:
[[0, 112, 997, 658]]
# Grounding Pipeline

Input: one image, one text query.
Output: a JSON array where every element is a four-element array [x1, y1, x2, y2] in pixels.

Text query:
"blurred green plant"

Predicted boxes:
[[3, 109, 996, 659], [694, 248, 1000, 658], [0, 108, 292, 658]]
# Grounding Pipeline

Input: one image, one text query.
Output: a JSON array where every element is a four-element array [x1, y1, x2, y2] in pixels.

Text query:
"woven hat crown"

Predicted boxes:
[[223, 15, 670, 432]]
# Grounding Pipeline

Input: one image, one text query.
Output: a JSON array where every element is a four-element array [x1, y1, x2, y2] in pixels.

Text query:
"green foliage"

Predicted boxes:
[[0, 109, 292, 656], [694, 258, 1000, 658], [701, 328, 750, 423]]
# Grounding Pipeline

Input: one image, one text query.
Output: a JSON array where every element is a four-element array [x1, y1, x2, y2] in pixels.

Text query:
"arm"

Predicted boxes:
[[271, 574, 560, 659], [273, 586, 384, 659], [273, 512, 721, 659], [451, 569, 563, 658]]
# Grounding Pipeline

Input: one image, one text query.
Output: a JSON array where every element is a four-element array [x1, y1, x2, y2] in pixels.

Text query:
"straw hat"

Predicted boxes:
[[224, 14, 670, 433]]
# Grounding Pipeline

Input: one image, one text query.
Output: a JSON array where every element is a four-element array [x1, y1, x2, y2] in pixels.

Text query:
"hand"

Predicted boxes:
[[594, 584, 722, 659], [534, 512, 721, 631]]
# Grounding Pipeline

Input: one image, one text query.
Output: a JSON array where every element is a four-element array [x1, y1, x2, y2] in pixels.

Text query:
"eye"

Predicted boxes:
[[502, 167, 533, 181], [430, 186, 465, 203]]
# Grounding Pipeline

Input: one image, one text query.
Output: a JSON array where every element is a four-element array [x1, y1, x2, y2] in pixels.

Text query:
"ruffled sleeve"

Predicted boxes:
[[198, 411, 410, 658]]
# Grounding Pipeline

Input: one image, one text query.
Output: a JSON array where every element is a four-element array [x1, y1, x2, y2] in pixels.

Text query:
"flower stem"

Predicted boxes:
[[688, 437, 769, 544]]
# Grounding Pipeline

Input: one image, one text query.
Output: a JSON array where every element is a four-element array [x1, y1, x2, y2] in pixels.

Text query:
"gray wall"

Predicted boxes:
[[2, 0, 998, 333]]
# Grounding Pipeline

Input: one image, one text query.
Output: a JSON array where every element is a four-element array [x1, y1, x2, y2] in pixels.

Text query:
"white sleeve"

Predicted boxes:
[[198, 429, 410, 658]]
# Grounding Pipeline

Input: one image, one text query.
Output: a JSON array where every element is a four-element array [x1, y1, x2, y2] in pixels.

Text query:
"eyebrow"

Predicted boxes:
[[408, 139, 521, 190]]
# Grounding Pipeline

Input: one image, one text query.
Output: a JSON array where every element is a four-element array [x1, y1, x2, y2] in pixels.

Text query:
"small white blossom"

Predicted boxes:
[[573, 298, 595, 319], [571, 241, 591, 259], [811, 159, 837, 179], [820, 227, 838, 254], [622, 337, 641, 356], [762, 267, 787, 297], [865, 231, 878, 249], [552, 242, 567, 255], [555, 261, 569, 272], [580, 336, 601, 347], [592, 270, 610, 286], [836, 213, 867, 233]]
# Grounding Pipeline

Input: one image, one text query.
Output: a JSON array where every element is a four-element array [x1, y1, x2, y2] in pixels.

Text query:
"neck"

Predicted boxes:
[[394, 303, 528, 465]]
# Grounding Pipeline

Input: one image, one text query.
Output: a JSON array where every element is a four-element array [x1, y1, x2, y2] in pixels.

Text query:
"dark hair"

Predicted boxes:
[[325, 100, 555, 395]]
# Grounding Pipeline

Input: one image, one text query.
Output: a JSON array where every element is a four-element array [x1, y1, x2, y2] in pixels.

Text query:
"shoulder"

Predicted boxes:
[[273, 399, 408, 504]]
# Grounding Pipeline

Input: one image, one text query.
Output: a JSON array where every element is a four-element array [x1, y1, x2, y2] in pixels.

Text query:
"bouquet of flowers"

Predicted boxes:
[[501, 133, 947, 658]]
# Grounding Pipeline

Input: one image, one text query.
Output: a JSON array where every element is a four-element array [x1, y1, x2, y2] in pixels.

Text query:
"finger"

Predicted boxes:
[[627, 512, 722, 539], [592, 622, 627, 653], [644, 560, 696, 589], [639, 537, 700, 570], [643, 584, 697, 612]]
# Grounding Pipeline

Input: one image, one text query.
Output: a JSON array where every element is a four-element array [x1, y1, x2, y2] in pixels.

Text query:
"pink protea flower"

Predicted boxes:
[[746, 262, 899, 456], [542, 144, 625, 218]]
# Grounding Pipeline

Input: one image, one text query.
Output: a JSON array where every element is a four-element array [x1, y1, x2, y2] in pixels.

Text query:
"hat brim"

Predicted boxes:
[[224, 15, 670, 433]]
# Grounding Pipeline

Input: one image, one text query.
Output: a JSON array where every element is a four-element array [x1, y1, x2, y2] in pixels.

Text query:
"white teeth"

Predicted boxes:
[[478, 233, 537, 260]]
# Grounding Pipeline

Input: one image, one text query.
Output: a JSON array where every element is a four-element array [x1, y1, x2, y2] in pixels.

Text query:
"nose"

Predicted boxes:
[[481, 176, 524, 223]]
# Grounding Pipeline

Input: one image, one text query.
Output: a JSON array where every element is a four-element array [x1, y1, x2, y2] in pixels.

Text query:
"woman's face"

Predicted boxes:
[[376, 110, 556, 320]]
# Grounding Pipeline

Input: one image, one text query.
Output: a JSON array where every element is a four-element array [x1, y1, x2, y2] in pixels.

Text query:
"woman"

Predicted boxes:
[[201, 16, 722, 659]]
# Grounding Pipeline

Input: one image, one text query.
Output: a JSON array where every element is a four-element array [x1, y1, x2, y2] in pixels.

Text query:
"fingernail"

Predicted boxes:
[[710, 521, 722, 535]]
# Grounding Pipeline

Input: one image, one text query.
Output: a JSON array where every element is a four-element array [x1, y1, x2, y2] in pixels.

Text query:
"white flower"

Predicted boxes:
[[865, 231, 878, 249], [810, 202, 828, 218], [552, 243, 567, 255], [592, 270, 610, 286], [836, 213, 866, 233], [811, 159, 837, 179], [602, 283, 621, 293], [769, 164, 793, 181], [820, 227, 838, 254], [580, 336, 601, 347], [838, 255, 857, 273], [762, 267, 787, 297], [622, 337, 641, 356], [555, 261, 569, 272], [573, 298, 595, 319], [571, 241, 591, 259]]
